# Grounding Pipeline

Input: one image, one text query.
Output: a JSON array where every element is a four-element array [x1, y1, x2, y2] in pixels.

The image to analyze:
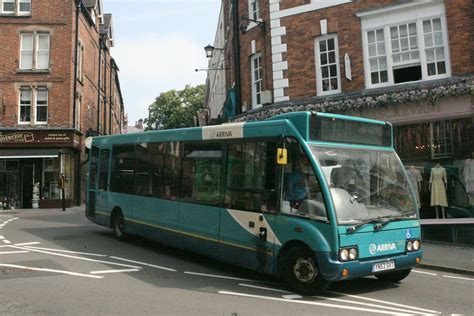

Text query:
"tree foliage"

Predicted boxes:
[[145, 84, 205, 130]]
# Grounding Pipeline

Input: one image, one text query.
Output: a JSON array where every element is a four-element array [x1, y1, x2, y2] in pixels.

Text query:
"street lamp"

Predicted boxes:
[[204, 44, 224, 59]]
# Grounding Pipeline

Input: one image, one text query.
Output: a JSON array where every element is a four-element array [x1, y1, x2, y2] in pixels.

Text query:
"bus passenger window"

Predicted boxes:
[[98, 149, 110, 191], [110, 145, 136, 195], [135, 143, 153, 197], [181, 142, 223, 206], [162, 142, 181, 200], [224, 141, 278, 212], [89, 146, 99, 189]]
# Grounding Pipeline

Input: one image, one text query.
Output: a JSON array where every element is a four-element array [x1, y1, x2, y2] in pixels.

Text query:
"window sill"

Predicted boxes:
[[0, 13, 31, 18], [365, 74, 452, 90], [17, 69, 50, 74]]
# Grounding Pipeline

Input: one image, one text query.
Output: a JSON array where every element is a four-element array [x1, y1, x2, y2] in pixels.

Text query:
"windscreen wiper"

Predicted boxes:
[[373, 213, 417, 231], [346, 217, 384, 233], [346, 213, 416, 234]]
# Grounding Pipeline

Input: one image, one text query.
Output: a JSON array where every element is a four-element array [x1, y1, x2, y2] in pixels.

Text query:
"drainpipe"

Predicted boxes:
[[73, 0, 81, 206], [102, 41, 107, 135], [232, 0, 242, 115], [109, 62, 113, 134], [96, 39, 102, 134], [73, 0, 81, 129]]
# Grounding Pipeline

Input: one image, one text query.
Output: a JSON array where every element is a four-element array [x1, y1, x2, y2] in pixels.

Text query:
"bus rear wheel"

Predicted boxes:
[[375, 268, 412, 283], [112, 211, 126, 241], [281, 246, 330, 295]]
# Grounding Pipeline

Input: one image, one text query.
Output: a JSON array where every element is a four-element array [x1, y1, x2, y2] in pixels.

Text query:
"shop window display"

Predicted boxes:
[[395, 118, 474, 219]]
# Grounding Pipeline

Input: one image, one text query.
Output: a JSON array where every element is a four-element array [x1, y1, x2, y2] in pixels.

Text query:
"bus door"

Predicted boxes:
[[96, 147, 111, 214], [219, 141, 279, 272], [87, 146, 100, 218]]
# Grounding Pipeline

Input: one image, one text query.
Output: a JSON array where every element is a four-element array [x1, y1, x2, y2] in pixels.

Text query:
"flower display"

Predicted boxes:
[[235, 76, 474, 122]]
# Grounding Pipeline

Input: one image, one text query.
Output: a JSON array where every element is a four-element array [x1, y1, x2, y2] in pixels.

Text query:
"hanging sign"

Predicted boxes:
[[344, 53, 352, 81]]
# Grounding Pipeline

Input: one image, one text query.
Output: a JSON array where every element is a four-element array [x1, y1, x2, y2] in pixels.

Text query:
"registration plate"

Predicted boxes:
[[372, 261, 395, 273]]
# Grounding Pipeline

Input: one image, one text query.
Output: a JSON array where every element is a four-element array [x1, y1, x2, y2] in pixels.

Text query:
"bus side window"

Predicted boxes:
[[181, 142, 223, 206], [224, 141, 278, 213], [135, 143, 153, 197], [110, 145, 136, 195], [163, 142, 181, 200], [89, 146, 99, 189], [98, 149, 110, 191]]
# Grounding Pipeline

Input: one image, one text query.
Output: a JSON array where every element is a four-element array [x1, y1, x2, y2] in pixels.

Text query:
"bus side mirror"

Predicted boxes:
[[277, 148, 288, 165]]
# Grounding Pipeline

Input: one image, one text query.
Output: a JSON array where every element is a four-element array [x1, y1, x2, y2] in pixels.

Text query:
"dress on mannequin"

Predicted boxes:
[[430, 165, 448, 207]]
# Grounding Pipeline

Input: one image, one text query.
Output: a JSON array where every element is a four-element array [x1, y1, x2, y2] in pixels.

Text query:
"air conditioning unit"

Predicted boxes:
[[261, 90, 273, 105]]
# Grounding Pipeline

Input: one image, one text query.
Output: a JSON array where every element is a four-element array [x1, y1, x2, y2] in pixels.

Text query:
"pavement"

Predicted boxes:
[[419, 241, 474, 276], [1, 205, 473, 276]]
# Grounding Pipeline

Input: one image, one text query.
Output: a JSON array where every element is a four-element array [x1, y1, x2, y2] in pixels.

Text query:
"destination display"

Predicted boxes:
[[311, 115, 392, 147]]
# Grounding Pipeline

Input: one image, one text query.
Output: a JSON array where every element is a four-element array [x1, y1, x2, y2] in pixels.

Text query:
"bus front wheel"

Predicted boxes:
[[375, 268, 412, 283], [281, 246, 330, 295], [112, 211, 127, 241]]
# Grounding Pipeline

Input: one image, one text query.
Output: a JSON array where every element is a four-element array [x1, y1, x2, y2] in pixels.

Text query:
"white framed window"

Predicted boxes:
[[367, 29, 388, 84], [20, 32, 50, 70], [1, 0, 14, 13], [251, 53, 263, 108], [249, 0, 260, 21], [19, 88, 32, 124], [1, 0, 30, 15], [315, 35, 341, 95], [18, 87, 48, 124], [35, 88, 48, 124], [18, 0, 30, 14], [20, 34, 34, 69], [360, 3, 451, 88], [423, 18, 447, 77]]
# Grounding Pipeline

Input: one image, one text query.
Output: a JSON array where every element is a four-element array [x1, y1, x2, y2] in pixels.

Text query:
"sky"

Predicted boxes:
[[102, 0, 221, 125]]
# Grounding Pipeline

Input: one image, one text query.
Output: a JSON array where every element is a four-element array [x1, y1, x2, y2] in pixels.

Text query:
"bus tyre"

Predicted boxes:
[[375, 268, 411, 283], [282, 246, 330, 295], [112, 212, 126, 241]]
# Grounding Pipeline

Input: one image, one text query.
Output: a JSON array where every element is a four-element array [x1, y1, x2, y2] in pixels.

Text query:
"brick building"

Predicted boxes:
[[205, 0, 474, 216], [0, 0, 124, 209]]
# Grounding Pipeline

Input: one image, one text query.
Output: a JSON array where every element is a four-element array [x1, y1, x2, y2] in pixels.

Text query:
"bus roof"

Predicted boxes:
[[91, 112, 392, 148]]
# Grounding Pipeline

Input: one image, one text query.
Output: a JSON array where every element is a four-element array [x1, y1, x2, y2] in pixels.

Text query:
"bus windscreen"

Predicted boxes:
[[311, 116, 392, 147]]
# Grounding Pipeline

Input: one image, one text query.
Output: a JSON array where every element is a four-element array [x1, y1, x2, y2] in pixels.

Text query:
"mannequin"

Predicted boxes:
[[429, 163, 448, 219], [407, 165, 423, 209]]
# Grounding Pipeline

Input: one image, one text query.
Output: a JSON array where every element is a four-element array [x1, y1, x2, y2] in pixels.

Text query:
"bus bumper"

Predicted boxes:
[[316, 250, 423, 281]]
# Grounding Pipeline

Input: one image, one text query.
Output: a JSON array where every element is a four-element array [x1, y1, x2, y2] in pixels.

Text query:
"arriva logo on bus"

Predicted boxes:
[[369, 243, 397, 255]]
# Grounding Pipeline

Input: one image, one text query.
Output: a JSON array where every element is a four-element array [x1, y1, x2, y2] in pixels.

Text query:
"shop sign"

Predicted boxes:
[[43, 133, 71, 142], [0, 130, 79, 148], [0, 132, 34, 143]]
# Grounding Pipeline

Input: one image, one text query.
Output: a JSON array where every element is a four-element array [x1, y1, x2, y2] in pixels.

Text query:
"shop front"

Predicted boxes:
[[0, 130, 81, 209], [345, 94, 473, 214], [345, 94, 473, 246]]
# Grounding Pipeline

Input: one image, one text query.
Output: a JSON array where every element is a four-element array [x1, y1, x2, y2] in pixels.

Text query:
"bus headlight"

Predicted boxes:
[[339, 247, 358, 262], [349, 248, 358, 260], [413, 240, 420, 251], [406, 239, 420, 252], [340, 249, 349, 261]]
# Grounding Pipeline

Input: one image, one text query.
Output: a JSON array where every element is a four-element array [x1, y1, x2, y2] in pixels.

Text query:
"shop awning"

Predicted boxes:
[[0, 149, 60, 159]]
